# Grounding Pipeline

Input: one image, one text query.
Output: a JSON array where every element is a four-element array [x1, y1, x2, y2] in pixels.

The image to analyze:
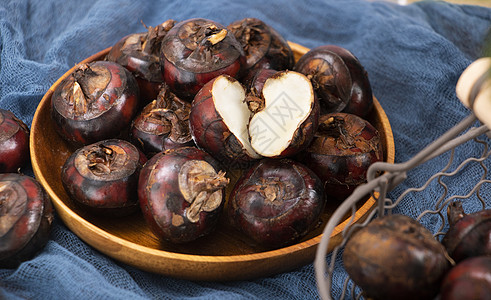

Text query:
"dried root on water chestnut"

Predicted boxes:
[[343, 214, 452, 300], [0, 109, 30, 173], [160, 18, 245, 101], [61, 139, 147, 217], [0, 173, 53, 268], [106, 19, 176, 103], [227, 18, 294, 82], [51, 61, 140, 146], [227, 158, 325, 248], [442, 201, 491, 263], [130, 84, 193, 157], [296, 112, 383, 201], [138, 147, 229, 243]]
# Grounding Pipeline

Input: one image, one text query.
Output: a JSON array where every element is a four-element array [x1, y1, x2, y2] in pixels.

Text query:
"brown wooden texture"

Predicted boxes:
[[30, 42, 395, 281]]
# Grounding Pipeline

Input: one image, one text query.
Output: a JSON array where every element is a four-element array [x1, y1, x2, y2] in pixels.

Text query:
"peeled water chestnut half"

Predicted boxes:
[[296, 112, 383, 201], [227, 158, 325, 248], [0, 173, 53, 268], [190, 71, 318, 169], [51, 61, 140, 146], [343, 214, 452, 300], [160, 18, 246, 101], [138, 147, 229, 243], [440, 256, 491, 300], [130, 84, 193, 157], [61, 139, 147, 217], [106, 19, 176, 103], [227, 18, 294, 82], [0, 109, 30, 173], [442, 201, 491, 263]]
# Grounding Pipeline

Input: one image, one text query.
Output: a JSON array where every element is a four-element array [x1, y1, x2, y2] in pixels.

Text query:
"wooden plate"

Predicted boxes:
[[30, 42, 395, 281]]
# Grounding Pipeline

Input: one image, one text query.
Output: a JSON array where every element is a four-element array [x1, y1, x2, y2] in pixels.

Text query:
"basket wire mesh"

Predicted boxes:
[[314, 59, 491, 300]]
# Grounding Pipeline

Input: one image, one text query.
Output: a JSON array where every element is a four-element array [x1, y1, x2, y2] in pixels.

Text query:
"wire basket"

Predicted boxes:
[[314, 58, 491, 300]]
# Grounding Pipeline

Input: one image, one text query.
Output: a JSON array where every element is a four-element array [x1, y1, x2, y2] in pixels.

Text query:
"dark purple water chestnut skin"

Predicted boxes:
[[227, 158, 325, 248], [0, 173, 53, 268], [160, 18, 246, 102], [51, 60, 140, 147], [440, 256, 491, 300], [61, 139, 147, 217], [297, 112, 383, 201], [106, 19, 176, 103], [130, 84, 193, 158], [294, 45, 352, 114], [0, 109, 30, 173], [442, 201, 491, 263], [227, 18, 294, 82], [138, 147, 229, 244], [321, 45, 373, 118]]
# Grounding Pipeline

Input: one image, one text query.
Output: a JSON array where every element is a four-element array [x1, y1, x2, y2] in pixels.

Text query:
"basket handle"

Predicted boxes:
[[456, 58, 491, 131]]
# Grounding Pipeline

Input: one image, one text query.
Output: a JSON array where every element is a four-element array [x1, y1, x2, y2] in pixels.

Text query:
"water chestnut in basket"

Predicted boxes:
[[190, 71, 319, 169], [0, 173, 53, 268], [130, 84, 194, 157], [0, 109, 30, 173], [138, 147, 229, 243], [106, 19, 176, 103], [51, 61, 140, 146], [440, 256, 491, 300], [227, 18, 294, 82], [442, 201, 491, 263], [227, 158, 325, 248], [296, 112, 383, 201], [160, 18, 246, 101], [343, 214, 452, 300], [61, 139, 147, 217]]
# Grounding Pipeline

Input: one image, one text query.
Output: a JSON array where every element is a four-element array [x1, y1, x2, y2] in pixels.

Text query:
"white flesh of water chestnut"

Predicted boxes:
[[211, 71, 315, 158]]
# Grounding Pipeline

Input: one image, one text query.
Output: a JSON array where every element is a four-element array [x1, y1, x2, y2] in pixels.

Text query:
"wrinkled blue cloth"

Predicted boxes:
[[1, 0, 491, 299]]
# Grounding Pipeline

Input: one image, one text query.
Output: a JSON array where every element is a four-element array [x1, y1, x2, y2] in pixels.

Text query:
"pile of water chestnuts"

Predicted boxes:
[[49, 17, 381, 248]]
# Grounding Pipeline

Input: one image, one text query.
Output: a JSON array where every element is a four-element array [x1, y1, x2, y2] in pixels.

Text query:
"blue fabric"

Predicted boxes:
[[1, 0, 491, 299]]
